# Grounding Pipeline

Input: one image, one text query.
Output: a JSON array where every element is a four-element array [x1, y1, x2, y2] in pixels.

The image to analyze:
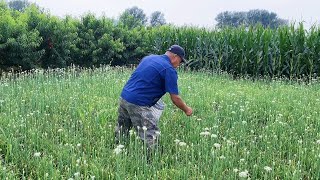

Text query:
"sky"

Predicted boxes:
[[28, 0, 320, 29]]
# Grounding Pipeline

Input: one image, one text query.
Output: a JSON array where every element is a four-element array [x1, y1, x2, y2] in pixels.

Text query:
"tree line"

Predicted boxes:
[[2, 0, 319, 80], [6, 0, 288, 29]]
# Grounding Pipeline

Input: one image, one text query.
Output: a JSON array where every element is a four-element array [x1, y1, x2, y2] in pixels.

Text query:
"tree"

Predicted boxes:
[[215, 11, 246, 28], [215, 9, 288, 29], [118, 6, 147, 29], [246, 9, 288, 29], [8, 0, 30, 12], [150, 11, 166, 27]]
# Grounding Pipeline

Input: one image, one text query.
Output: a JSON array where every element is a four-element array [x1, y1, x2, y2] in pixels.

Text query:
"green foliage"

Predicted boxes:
[[215, 11, 247, 28], [0, 5, 43, 70], [150, 11, 166, 27], [146, 24, 320, 79], [115, 26, 150, 65], [0, 0, 8, 10], [72, 14, 125, 67], [119, 6, 147, 29], [215, 9, 288, 29], [8, 0, 30, 12], [247, 9, 288, 29], [0, 1, 320, 79]]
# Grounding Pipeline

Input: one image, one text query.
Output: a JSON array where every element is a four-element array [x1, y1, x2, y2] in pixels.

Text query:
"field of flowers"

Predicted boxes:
[[0, 66, 319, 179]]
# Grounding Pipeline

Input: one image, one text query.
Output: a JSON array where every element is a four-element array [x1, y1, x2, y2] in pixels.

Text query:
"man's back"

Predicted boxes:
[[121, 54, 179, 106]]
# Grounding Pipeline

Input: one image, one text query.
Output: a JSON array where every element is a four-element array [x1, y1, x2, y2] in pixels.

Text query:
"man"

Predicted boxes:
[[115, 45, 193, 151]]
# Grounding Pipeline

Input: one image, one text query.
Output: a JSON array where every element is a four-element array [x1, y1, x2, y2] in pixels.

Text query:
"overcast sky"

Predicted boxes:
[[28, 0, 320, 29]]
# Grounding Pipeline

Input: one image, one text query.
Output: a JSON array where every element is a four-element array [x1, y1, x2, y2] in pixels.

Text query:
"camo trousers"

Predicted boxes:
[[115, 98, 165, 148]]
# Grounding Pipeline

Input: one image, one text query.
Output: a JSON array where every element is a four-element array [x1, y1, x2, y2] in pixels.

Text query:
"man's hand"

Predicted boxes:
[[185, 106, 193, 116]]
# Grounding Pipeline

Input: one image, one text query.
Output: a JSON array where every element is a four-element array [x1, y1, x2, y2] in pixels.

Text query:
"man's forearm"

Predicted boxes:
[[171, 94, 188, 112]]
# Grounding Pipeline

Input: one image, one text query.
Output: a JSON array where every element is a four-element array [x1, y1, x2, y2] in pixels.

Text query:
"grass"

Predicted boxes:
[[0, 66, 319, 179]]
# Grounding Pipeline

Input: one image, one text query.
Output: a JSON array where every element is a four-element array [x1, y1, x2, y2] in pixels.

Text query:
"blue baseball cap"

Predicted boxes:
[[167, 45, 186, 63]]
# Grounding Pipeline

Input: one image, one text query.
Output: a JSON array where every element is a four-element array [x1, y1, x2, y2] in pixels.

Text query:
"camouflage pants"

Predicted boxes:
[[115, 98, 165, 148]]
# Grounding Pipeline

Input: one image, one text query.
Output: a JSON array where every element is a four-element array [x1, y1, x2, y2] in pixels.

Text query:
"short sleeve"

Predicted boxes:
[[165, 68, 179, 95]]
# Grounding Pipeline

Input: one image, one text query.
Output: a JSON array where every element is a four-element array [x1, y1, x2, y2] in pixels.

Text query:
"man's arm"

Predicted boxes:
[[170, 94, 193, 116]]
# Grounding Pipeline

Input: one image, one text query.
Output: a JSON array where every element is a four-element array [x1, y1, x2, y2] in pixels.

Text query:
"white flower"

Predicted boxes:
[[114, 147, 122, 155], [239, 170, 249, 178], [239, 158, 245, 162], [174, 139, 180, 144], [211, 134, 218, 138], [57, 129, 63, 132], [204, 127, 210, 131], [264, 166, 272, 172], [34, 152, 41, 157], [142, 126, 147, 131], [226, 140, 233, 145], [316, 140, 320, 144], [74, 172, 80, 177], [200, 131, 211, 136], [233, 168, 239, 173], [117, 144, 124, 149], [197, 118, 202, 121], [113, 144, 124, 155], [76, 159, 81, 164], [219, 155, 226, 159], [178, 142, 187, 146], [155, 131, 161, 135], [129, 130, 135, 135], [77, 143, 81, 147], [213, 143, 221, 149]]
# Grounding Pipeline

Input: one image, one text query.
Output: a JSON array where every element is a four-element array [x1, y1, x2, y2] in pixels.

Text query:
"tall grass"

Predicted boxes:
[[0, 67, 319, 179]]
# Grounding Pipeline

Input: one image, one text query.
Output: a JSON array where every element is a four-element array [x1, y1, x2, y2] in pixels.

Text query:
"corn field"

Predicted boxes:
[[149, 24, 320, 79]]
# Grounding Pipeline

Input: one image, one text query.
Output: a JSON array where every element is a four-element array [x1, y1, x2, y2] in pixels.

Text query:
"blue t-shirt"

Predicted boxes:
[[121, 54, 179, 106]]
